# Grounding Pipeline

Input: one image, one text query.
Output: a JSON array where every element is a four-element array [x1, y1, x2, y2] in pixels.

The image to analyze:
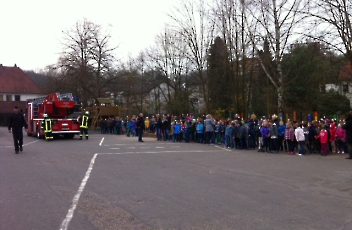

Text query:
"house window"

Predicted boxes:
[[15, 95, 20, 101], [343, 84, 349, 93], [0, 95, 3, 101], [6, 95, 12, 101]]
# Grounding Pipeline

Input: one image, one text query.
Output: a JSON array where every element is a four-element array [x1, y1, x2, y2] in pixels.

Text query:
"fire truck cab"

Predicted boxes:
[[26, 92, 81, 139]]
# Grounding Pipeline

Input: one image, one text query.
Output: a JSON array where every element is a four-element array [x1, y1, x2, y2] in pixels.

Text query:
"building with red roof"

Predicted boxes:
[[0, 64, 42, 124]]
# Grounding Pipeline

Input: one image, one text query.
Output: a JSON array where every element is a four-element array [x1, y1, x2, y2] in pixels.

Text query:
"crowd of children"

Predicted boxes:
[[101, 113, 350, 157]]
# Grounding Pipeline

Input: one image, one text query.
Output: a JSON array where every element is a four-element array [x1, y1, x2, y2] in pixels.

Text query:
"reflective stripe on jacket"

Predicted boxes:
[[80, 115, 89, 128], [41, 118, 52, 132]]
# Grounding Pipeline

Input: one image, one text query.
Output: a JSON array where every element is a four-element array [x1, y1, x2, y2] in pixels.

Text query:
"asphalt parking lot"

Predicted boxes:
[[1, 127, 352, 230]]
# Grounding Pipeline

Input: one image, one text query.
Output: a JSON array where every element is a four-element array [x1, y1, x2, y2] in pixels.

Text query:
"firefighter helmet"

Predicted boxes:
[[85, 111, 89, 115], [43, 114, 48, 118]]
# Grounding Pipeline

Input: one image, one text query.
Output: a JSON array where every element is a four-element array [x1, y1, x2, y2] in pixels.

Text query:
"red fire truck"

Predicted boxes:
[[26, 92, 81, 139]]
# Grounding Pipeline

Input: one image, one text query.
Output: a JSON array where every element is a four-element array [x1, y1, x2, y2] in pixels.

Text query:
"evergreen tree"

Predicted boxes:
[[207, 37, 232, 114], [282, 42, 342, 115]]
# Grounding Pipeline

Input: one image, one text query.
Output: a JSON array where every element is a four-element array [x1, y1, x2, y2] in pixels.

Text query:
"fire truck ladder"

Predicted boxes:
[[31, 95, 47, 105], [28, 95, 47, 118], [58, 93, 73, 101]]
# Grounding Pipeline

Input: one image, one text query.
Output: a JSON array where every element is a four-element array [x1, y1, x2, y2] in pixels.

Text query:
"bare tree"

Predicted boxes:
[[147, 28, 193, 115], [168, 0, 215, 113], [244, 0, 307, 113], [303, 0, 352, 61], [57, 19, 117, 106], [302, 0, 352, 86], [118, 57, 141, 114]]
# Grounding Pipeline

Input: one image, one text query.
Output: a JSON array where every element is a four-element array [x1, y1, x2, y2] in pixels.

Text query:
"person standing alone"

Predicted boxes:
[[8, 106, 28, 154], [78, 111, 89, 140], [295, 123, 306, 156], [41, 114, 53, 141], [137, 113, 145, 142]]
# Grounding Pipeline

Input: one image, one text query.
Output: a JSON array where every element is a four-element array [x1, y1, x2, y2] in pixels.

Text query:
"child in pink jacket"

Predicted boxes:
[[316, 126, 328, 156], [335, 124, 346, 154]]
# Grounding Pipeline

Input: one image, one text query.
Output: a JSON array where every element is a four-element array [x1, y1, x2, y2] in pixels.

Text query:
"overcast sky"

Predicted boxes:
[[0, 0, 176, 71]]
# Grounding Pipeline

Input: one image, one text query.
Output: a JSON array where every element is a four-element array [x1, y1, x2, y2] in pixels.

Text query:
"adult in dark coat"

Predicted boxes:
[[342, 112, 352, 159], [154, 114, 162, 141], [8, 106, 28, 154], [137, 113, 145, 142], [162, 114, 170, 141]]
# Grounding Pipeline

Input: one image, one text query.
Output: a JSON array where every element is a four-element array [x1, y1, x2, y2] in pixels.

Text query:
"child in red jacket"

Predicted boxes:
[[329, 123, 337, 153], [316, 126, 328, 156]]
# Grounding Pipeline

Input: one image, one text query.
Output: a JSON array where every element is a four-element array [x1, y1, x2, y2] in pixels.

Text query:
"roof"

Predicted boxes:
[[0, 65, 42, 94], [97, 98, 112, 104]]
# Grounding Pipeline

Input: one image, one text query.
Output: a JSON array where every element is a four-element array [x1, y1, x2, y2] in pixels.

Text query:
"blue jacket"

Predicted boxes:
[[232, 125, 238, 137], [248, 128, 255, 139], [216, 124, 223, 133], [197, 123, 204, 134], [278, 125, 286, 137], [225, 126, 233, 136], [260, 126, 270, 138], [131, 121, 136, 130], [174, 124, 181, 134], [184, 123, 190, 134]]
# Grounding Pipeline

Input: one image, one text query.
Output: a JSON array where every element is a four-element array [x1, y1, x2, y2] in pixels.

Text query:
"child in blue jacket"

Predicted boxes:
[[225, 123, 234, 148], [173, 121, 181, 142], [196, 121, 204, 143]]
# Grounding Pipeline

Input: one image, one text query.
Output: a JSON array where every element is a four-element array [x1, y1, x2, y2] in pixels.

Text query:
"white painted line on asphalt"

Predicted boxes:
[[110, 148, 120, 150], [60, 153, 98, 230], [23, 140, 40, 146], [97, 150, 224, 155], [99, 137, 105, 146], [156, 147, 165, 149], [215, 145, 231, 152], [1, 140, 40, 148], [126, 147, 136, 149], [104, 144, 129, 146]]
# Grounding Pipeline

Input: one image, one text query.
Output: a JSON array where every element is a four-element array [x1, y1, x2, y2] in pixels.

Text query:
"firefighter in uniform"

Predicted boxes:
[[41, 114, 53, 141], [78, 111, 89, 140]]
